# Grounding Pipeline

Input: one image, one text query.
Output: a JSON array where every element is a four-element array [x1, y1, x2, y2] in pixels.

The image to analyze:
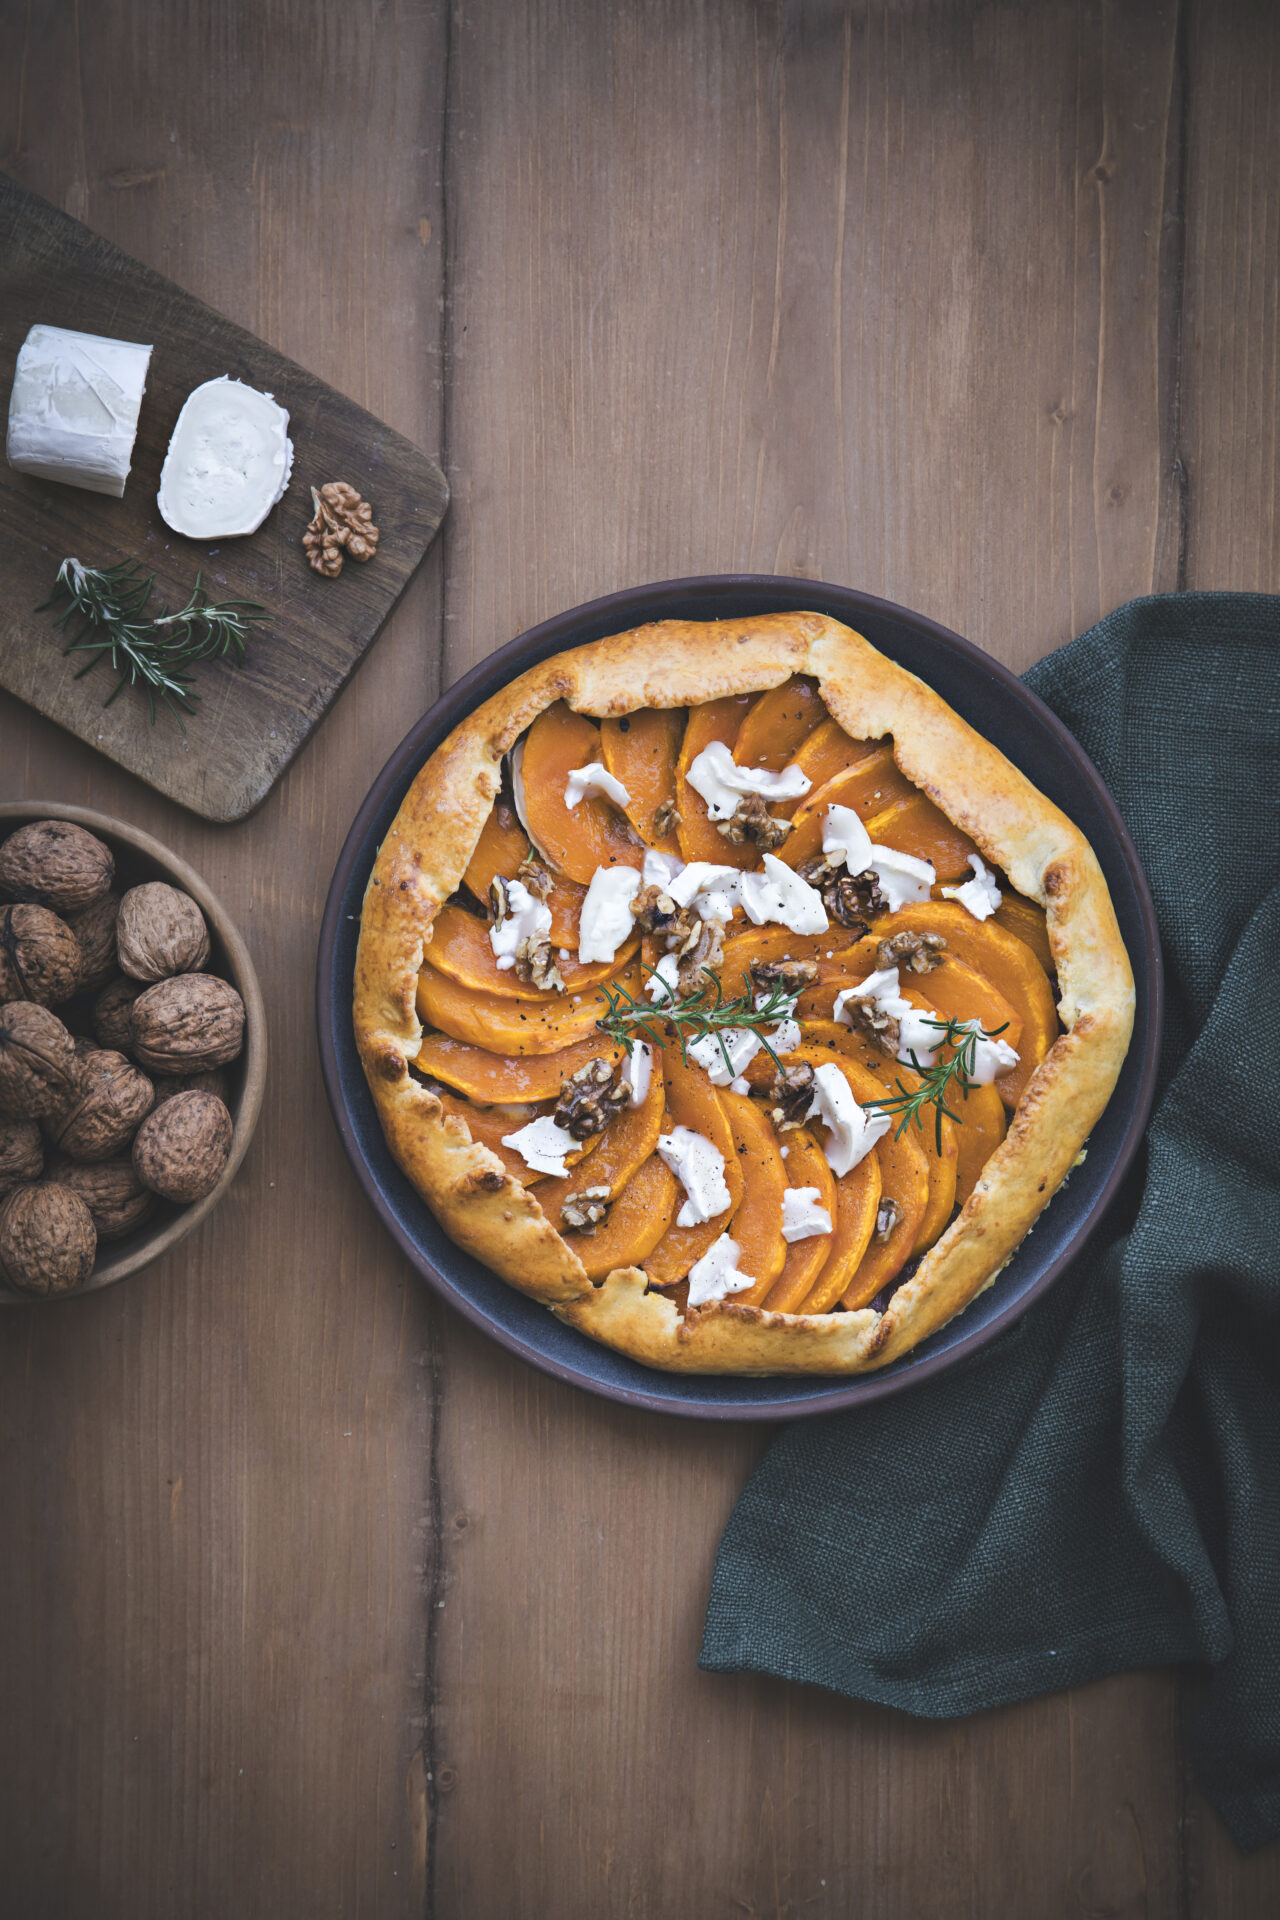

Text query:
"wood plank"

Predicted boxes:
[[0, 2, 447, 1914], [433, 2, 1185, 1915], [1179, 0, 1280, 1903], [0, 172, 448, 821]]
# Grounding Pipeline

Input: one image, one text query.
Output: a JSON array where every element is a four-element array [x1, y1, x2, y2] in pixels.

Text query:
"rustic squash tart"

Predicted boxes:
[[353, 612, 1134, 1375]]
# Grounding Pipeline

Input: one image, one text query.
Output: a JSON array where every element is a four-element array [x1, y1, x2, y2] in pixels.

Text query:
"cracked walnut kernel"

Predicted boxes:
[[560, 1185, 612, 1234], [303, 482, 380, 577], [717, 793, 792, 852]]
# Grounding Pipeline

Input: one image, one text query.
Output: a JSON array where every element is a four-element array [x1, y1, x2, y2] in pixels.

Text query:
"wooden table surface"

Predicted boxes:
[[2, 3, 1277, 1915]]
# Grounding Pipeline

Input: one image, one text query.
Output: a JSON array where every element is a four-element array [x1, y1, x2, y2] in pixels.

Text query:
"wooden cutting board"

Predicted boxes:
[[0, 174, 448, 822]]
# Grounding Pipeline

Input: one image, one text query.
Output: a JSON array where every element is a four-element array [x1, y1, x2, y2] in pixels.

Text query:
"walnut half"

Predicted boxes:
[[303, 482, 380, 577], [717, 793, 791, 852], [561, 1185, 612, 1234], [553, 1058, 629, 1140]]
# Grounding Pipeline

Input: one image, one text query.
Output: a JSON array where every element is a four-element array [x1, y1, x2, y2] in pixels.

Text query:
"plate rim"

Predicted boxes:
[[316, 573, 1163, 1420]]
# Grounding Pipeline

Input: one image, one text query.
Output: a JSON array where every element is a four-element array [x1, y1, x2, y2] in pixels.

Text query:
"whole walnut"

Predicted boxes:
[[0, 1118, 43, 1193], [48, 1154, 154, 1241], [0, 903, 82, 1006], [0, 820, 113, 913], [0, 1181, 96, 1295], [0, 1003, 80, 1120], [66, 892, 120, 995], [93, 975, 144, 1053], [45, 1048, 155, 1162], [129, 973, 245, 1075], [133, 1090, 233, 1203], [117, 883, 211, 982], [151, 1066, 231, 1104]]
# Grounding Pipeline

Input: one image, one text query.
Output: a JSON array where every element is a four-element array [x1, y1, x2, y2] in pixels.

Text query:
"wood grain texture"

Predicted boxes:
[[2, 0, 1279, 1916], [0, 1, 447, 1915], [428, 1, 1201, 1916], [0, 173, 447, 821]]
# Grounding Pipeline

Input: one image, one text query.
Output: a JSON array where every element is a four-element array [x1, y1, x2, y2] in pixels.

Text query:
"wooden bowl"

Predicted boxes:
[[0, 802, 266, 1302]]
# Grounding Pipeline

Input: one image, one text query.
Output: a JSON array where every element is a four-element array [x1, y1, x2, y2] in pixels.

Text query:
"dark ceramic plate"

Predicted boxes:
[[317, 576, 1161, 1421]]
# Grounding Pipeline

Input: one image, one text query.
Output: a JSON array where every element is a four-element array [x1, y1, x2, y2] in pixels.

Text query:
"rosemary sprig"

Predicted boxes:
[[37, 556, 269, 727], [598, 963, 799, 1079], [872, 1015, 1011, 1153]]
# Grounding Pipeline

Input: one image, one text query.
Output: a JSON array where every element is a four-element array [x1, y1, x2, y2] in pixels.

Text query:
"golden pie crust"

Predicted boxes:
[[353, 612, 1135, 1374]]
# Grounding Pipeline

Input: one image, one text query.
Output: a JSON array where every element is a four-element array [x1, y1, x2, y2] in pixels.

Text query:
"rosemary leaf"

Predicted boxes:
[[37, 556, 269, 728], [598, 962, 799, 1077], [871, 1014, 1011, 1153]]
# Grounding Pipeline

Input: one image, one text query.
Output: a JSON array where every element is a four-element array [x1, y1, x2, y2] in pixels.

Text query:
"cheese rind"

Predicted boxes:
[[157, 376, 293, 538], [7, 323, 153, 498]]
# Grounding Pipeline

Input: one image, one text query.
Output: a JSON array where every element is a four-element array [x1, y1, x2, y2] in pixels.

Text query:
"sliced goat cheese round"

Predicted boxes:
[[686, 740, 810, 820], [488, 878, 552, 970], [578, 865, 641, 964], [622, 1041, 653, 1107], [805, 1061, 890, 1177], [781, 1187, 834, 1242], [821, 801, 936, 909], [941, 854, 1003, 921], [739, 853, 828, 935], [868, 844, 936, 910], [686, 1234, 755, 1307], [834, 966, 944, 1067], [642, 847, 685, 891], [7, 323, 152, 498], [500, 1114, 580, 1178], [688, 1027, 763, 1087], [822, 803, 875, 874], [655, 1125, 732, 1227], [157, 376, 293, 538], [645, 952, 681, 1004], [666, 861, 742, 921], [959, 1021, 1021, 1084], [767, 1015, 803, 1057], [564, 761, 630, 810]]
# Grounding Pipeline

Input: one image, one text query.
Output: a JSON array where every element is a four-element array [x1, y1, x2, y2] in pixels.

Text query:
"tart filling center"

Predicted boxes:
[[353, 614, 1135, 1376]]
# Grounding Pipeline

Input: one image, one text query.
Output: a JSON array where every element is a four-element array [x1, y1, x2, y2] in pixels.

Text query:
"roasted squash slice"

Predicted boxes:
[[864, 902, 1058, 1109], [862, 792, 980, 883], [804, 1019, 958, 1254], [991, 891, 1054, 976], [732, 675, 827, 772], [750, 1129, 842, 1312], [781, 747, 920, 866], [538, 1058, 666, 1231], [427, 901, 636, 1000], [675, 692, 758, 868], [760, 996, 1004, 1215], [836, 938, 1024, 1054], [416, 959, 641, 1056], [782, 1043, 929, 1309], [413, 1030, 625, 1103], [797, 1154, 883, 1315], [642, 1046, 746, 1285], [565, 1154, 679, 1280], [950, 1080, 1009, 1208], [783, 722, 882, 813], [520, 702, 645, 885], [432, 1090, 600, 1186], [718, 1090, 788, 1295], [715, 925, 846, 997], [462, 796, 586, 948], [601, 709, 684, 854]]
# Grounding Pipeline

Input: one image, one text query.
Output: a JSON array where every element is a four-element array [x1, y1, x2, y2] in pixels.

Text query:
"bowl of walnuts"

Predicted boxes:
[[0, 803, 265, 1302]]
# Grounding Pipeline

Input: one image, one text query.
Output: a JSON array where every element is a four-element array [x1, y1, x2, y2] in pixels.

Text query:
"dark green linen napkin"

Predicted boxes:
[[700, 593, 1280, 1852]]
